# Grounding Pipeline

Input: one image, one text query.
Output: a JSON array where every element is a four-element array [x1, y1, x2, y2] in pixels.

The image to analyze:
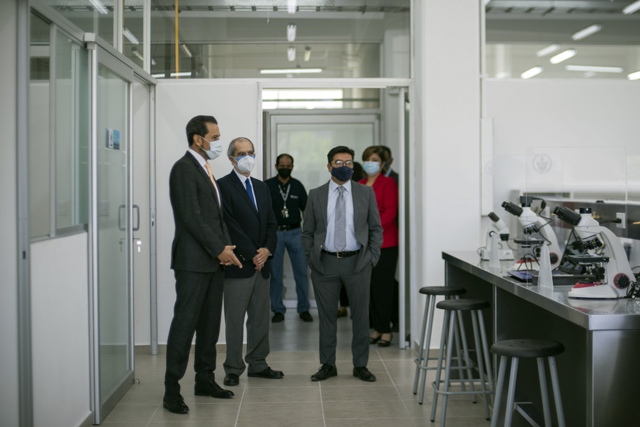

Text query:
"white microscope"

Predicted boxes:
[[502, 196, 562, 270], [553, 206, 635, 299], [479, 212, 514, 261]]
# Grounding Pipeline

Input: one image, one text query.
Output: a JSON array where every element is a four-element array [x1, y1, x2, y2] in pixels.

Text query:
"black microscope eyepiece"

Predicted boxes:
[[553, 206, 582, 226], [502, 201, 523, 217]]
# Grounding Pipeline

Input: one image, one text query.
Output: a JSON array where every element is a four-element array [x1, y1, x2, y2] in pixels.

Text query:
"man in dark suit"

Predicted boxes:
[[302, 146, 384, 382], [217, 137, 282, 387], [164, 115, 242, 414]]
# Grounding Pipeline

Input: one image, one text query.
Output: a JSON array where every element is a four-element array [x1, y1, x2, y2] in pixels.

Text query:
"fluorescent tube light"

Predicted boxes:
[[571, 24, 602, 41], [181, 44, 192, 58], [550, 49, 576, 64], [287, 47, 296, 61], [89, 0, 108, 14], [584, 72, 596, 78], [123, 28, 139, 45], [287, 24, 296, 42], [288, 0, 296, 14], [304, 46, 311, 62], [171, 72, 191, 77], [628, 71, 640, 80], [537, 44, 560, 57], [623, 0, 640, 15], [151, 58, 157, 65], [521, 66, 543, 79], [131, 49, 144, 62], [565, 65, 623, 73], [260, 68, 323, 74], [152, 74, 164, 78]]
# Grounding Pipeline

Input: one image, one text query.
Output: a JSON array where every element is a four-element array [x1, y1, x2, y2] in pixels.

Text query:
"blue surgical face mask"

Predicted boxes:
[[363, 161, 381, 176], [331, 166, 353, 182], [201, 137, 223, 160]]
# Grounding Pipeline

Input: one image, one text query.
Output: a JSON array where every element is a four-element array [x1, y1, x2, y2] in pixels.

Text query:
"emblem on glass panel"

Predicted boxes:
[[532, 153, 552, 174]]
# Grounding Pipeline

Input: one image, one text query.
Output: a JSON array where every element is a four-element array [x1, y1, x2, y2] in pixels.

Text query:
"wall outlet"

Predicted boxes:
[[616, 212, 626, 229]]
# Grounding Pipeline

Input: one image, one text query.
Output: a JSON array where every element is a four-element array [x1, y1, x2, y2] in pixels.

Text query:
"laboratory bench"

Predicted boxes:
[[443, 251, 640, 427]]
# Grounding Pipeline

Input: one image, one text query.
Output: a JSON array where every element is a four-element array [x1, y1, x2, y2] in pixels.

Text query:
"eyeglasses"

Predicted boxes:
[[332, 160, 354, 167]]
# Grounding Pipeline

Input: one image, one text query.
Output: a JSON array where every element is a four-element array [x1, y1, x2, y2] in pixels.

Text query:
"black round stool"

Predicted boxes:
[[413, 286, 469, 405], [430, 299, 494, 427], [490, 339, 566, 427]]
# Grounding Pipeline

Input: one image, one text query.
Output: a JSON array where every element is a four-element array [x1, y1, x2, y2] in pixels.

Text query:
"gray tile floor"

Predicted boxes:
[[104, 309, 491, 426]]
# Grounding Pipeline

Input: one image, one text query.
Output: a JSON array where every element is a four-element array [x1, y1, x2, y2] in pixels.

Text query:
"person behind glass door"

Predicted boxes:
[[380, 145, 399, 185], [360, 146, 399, 347], [265, 153, 313, 323], [217, 137, 283, 387], [163, 115, 242, 415], [302, 146, 383, 382]]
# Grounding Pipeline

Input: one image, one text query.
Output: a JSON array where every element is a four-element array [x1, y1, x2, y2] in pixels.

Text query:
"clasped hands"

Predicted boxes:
[[252, 247, 270, 271]]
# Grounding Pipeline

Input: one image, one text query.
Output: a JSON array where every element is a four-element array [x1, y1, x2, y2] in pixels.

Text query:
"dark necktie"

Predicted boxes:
[[245, 178, 256, 209]]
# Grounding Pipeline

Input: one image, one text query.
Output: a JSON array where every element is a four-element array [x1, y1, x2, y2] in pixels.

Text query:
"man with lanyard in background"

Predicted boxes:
[[266, 154, 313, 323]]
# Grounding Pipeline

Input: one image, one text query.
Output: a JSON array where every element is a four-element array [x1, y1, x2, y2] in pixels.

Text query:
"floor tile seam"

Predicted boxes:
[[377, 349, 416, 423], [318, 382, 327, 427], [145, 404, 160, 427], [233, 384, 247, 427]]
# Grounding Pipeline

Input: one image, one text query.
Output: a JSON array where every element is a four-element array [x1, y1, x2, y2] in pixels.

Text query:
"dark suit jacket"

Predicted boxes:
[[169, 152, 232, 272], [217, 170, 278, 279], [302, 180, 383, 275]]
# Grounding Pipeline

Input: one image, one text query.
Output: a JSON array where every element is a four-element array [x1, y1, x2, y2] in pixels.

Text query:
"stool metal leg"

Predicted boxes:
[[490, 355, 508, 427], [455, 309, 478, 403], [504, 357, 520, 427], [537, 357, 552, 427], [470, 310, 491, 420], [418, 296, 437, 404], [430, 310, 450, 417], [440, 309, 457, 427], [413, 294, 431, 395], [548, 356, 566, 427], [477, 311, 495, 404], [452, 314, 470, 396]]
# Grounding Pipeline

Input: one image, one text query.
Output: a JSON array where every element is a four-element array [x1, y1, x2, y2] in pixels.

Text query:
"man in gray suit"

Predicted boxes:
[[302, 146, 384, 382]]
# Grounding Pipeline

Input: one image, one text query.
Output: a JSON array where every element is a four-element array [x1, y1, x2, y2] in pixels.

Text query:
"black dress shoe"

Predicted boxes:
[[311, 364, 337, 381], [272, 312, 285, 323], [163, 394, 189, 414], [299, 311, 313, 322], [223, 373, 239, 386], [248, 367, 284, 379], [353, 366, 376, 382], [194, 379, 235, 399]]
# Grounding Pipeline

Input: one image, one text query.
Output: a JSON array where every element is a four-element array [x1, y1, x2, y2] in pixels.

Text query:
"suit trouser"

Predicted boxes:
[[370, 246, 399, 334], [310, 252, 372, 367], [164, 269, 224, 397], [223, 273, 271, 376]]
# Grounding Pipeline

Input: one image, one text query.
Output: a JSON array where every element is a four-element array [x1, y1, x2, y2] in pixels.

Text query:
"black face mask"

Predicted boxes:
[[277, 168, 292, 179]]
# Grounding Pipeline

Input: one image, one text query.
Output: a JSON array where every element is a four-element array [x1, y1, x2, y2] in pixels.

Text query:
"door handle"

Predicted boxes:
[[133, 205, 140, 231], [118, 205, 140, 231]]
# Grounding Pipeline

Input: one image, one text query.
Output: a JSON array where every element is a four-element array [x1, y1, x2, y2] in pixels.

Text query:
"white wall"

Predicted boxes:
[[156, 80, 260, 345], [30, 234, 90, 427], [413, 0, 483, 349], [0, 1, 20, 425]]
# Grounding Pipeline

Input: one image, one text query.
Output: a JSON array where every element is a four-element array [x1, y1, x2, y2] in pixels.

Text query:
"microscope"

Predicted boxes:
[[502, 196, 562, 270], [554, 206, 634, 299], [479, 212, 514, 261]]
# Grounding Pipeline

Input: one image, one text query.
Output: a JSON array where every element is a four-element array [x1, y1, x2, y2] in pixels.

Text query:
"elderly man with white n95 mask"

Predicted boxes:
[[216, 137, 283, 387]]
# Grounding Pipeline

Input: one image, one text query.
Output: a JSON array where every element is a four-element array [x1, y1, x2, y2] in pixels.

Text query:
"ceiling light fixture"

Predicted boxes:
[[152, 58, 157, 66], [131, 48, 144, 61], [89, 0, 108, 14], [288, 0, 296, 14], [484, 0, 492, 5], [123, 28, 139, 45], [181, 44, 192, 58], [260, 68, 322, 74], [287, 47, 296, 61], [623, 0, 640, 15], [628, 71, 640, 80], [304, 46, 311, 62], [287, 24, 296, 42], [152, 73, 164, 78], [565, 65, 623, 73], [584, 72, 596, 78], [521, 66, 543, 79], [171, 72, 191, 77], [550, 49, 577, 64], [571, 24, 602, 41], [537, 44, 560, 57]]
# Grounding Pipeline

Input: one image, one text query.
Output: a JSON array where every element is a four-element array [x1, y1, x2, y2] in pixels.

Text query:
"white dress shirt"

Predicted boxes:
[[324, 179, 361, 252], [188, 148, 221, 206], [233, 168, 258, 212]]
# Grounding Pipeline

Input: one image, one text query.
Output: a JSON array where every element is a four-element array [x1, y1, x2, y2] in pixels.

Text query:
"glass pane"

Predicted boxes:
[[30, 13, 51, 239], [124, 0, 145, 68], [275, 122, 375, 191], [44, 0, 115, 48], [263, 88, 380, 109], [97, 63, 131, 401], [150, 1, 410, 79], [55, 30, 90, 230]]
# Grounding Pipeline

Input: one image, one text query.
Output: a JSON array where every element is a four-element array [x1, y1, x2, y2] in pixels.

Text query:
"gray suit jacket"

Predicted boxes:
[[302, 180, 383, 274]]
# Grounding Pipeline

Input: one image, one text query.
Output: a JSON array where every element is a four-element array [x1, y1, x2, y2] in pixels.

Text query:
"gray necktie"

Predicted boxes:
[[335, 186, 346, 251]]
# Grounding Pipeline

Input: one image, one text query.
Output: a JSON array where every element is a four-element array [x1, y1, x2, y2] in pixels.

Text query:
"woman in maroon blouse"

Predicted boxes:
[[359, 146, 399, 347]]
